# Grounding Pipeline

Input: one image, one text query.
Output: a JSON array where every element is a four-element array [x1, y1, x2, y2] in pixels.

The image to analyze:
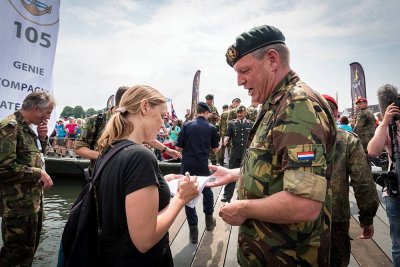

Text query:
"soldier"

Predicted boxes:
[[0, 91, 54, 266], [246, 103, 258, 122], [75, 86, 180, 172], [218, 104, 230, 165], [208, 25, 336, 266], [221, 105, 253, 202], [323, 94, 378, 267], [227, 97, 241, 121], [205, 94, 219, 165], [353, 97, 376, 154], [205, 94, 219, 117]]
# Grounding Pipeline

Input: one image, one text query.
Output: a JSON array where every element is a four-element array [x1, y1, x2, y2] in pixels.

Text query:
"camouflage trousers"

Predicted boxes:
[[330, 221, 351, 267], [0, 209, 43, 267], [217, 144, 226, 165], [209, 151, 217, 165]]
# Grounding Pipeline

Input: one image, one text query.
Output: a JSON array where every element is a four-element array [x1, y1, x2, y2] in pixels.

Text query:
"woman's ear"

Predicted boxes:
[[140, 99, 149, 115]]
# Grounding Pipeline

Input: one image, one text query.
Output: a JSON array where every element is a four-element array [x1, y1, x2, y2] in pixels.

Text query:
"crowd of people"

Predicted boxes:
[[0, 24, 399, 267]]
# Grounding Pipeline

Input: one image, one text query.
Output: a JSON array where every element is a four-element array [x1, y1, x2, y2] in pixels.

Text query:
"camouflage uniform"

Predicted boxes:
[[227, 108, 238, 121], [75, 111, 112, 169], [246, 105, 258, 122], [218, 110, 230, 165], [353, 107, 375, 154], [238, 71, 337, 266], [0, 111, 46, 266], [207, 105, 219, 165], [331, 128, 379, 267]]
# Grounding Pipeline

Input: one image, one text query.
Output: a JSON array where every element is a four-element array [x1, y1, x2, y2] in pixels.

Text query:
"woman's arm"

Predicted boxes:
[[125, 179, 198, 253]]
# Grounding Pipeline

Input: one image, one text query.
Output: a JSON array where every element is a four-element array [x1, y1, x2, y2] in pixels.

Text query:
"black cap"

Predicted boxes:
[[226, 25, 286, 67], [205, 94, 214, 100], [197, 102, 211, 113]]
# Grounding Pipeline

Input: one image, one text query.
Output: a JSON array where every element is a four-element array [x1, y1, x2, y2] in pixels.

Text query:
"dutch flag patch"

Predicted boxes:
[[297, 151, 315, 161]]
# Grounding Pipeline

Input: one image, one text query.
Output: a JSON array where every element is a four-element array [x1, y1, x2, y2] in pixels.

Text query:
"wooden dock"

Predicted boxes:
[[169, 185, 393, 267]]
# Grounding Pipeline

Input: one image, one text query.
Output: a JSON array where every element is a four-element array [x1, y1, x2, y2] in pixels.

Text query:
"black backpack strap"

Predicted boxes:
[[91, 140, 134, 184], [90, 113, 105, 150]]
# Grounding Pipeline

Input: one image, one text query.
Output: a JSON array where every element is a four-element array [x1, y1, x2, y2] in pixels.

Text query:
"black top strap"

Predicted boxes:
[[91, 140, 134, 184]]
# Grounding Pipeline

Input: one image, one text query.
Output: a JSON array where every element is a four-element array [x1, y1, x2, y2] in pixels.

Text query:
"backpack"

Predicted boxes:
[[58, 140, 134, 267]]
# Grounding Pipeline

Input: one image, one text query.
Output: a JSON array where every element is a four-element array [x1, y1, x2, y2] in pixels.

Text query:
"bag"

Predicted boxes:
[[58, 140, 134, 267]]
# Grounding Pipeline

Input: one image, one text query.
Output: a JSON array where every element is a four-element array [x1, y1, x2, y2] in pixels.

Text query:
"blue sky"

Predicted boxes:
[[53, 0, 400, 117]]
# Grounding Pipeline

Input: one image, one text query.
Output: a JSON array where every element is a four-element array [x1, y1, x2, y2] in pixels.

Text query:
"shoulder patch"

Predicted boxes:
[[288, 86, 307, 102]]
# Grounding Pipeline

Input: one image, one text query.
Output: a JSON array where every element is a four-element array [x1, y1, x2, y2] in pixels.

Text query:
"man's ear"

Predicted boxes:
[[266, 49, 279, 71]]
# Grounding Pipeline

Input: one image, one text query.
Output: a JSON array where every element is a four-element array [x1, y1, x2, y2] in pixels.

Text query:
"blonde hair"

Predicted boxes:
[[97, 85, 166, 153]]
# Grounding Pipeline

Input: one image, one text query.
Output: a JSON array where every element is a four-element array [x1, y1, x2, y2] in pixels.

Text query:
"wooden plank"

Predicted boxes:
[[192, 186, 231, 267], [224, 225, 240, 267], [169, 208, 187, 244], [349, 216, 392, 266], [349, 253, 361, 267], [170, 186, 221, 267], [349, 189, 392, 260]]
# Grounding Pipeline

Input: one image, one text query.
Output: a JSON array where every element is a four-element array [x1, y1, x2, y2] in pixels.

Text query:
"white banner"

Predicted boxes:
[[0, 0, 59, 120]]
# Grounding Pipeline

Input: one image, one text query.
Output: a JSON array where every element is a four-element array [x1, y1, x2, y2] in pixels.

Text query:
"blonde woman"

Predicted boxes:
[[96, 85, 199, 266]]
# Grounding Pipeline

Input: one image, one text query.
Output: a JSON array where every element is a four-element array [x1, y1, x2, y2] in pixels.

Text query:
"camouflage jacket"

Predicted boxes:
[[238, 71, 337, 267], [75, 111, 112, 168], [353, 108, 375, 152], [246, 105, 258, 122], [219, 110, 230, 137], [227, 108, 237, 121], [332, 128, 378, 225], [0, 111, 45, 217]]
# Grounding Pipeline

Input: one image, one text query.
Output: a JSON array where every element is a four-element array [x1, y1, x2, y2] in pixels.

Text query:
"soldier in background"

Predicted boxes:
[[323, 94, 378, 267], [227, 97, 241, 121], [221, 105, 253, 202], [205, 94, 219, 116], [218, 104, 230, 165], [246, 103, 259, 122], [205, 94, 219, 165], [208, 25, 336, 266], [0, 91, 54, 266], [353, 97, 376, 155], [76, 86, 180, 172]]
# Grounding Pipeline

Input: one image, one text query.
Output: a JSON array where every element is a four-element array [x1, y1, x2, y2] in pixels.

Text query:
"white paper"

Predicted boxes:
[[167, 176, 215, 208]]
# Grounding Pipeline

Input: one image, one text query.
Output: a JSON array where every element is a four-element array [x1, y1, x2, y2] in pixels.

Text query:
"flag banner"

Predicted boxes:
[[350, 62, 366, 116], [189, 70, 200, 120], [170, 100, 177, 120], [0, 0, 60, 120]]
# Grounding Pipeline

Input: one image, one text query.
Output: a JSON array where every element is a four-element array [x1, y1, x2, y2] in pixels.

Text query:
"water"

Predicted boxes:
[[0, 176, 83, 267]]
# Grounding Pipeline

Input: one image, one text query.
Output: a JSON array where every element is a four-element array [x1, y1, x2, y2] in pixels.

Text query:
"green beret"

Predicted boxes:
[[226, 25, 286, 67]]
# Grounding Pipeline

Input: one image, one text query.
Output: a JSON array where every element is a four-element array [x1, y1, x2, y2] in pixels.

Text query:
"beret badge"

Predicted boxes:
[[226, 46, 238, 67]]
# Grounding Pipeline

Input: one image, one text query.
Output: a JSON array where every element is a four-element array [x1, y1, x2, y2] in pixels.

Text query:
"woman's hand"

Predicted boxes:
[[176, 176, 199, 204], [164, 173, 184, 182]]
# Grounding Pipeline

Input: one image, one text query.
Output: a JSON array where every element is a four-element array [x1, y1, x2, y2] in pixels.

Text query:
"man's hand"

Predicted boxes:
[[37, 120, 49, 141], [39, 169, 53, 190], [206, 165, 237, 187], [360, 224, 374, 239], [219, 201, 246, 226]]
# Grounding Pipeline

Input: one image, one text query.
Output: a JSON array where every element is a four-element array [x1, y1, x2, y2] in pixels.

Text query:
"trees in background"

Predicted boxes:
[[60, 105, 104, 119]]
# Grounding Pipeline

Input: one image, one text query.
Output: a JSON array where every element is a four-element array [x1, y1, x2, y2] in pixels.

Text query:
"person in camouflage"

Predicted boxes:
[[323, 94, 379, 267], [218, 104, 230, 165], [75, 86, 181, 170], [205, 94, 219, 165], [245, 104, 258, 122], [226, 97, 241, 121], [208, 25, 337, 266], [0, 91, 55, 266], [353, 97, 376, 154]]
